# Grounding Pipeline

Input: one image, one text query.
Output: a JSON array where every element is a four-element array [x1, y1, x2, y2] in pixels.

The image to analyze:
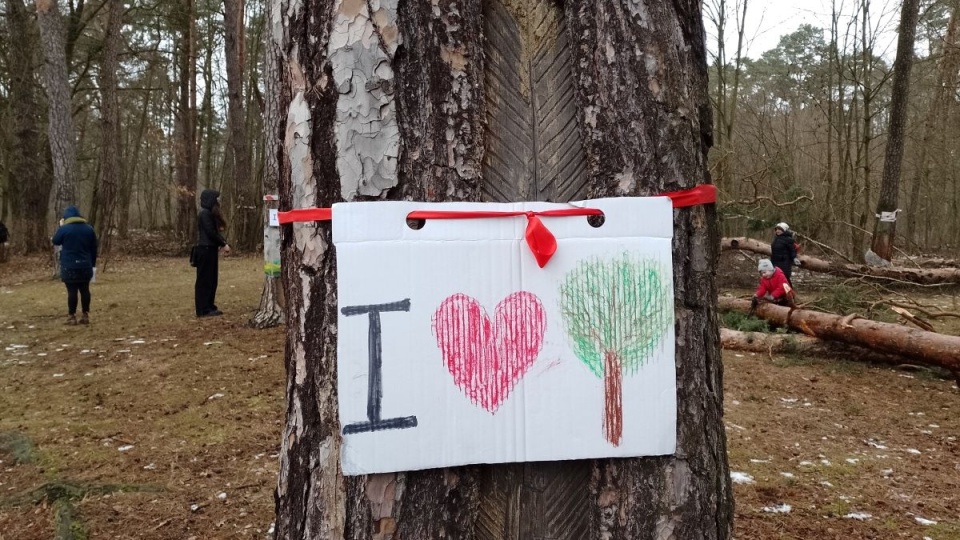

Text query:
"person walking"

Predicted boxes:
[[51, 206, 98, 325], [770, 222, 798, 284], [195, 189, 230, 317]]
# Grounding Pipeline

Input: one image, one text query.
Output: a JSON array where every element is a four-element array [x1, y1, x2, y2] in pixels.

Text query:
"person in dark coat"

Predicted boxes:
[[195, 189, 230, 317], [51, 206, 98, 325], [770, 222, 798, 284]]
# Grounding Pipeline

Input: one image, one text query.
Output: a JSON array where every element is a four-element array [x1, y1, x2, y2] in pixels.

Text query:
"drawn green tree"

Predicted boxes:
[[560, 255, 673, 446]]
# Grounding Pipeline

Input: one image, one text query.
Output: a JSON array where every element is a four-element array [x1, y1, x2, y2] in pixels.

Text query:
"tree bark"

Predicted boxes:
[[251, 9, 284, 330], [95, 0, 123, 253], [722, 237, 960, 284], [224, 0, 257, 251], [868, 0, 920, 262], [6, 0, 52, 253], [174, 0, 198, 245], [274, 0, 731, 538], [34, 0, 78, 217], [718, 298, 960, 371], [720, 328, 910, 366]]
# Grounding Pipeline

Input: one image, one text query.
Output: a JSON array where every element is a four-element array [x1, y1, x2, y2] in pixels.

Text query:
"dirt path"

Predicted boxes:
[[1, 255, 957, 538]]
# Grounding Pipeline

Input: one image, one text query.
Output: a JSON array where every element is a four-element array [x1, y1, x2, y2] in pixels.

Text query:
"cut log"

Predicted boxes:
[[718, 297, 960, 371], [720, 328, 907, 366], [721, 237, 960, 285]]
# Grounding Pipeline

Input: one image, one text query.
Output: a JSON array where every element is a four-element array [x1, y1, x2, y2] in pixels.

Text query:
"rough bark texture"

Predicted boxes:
[[34, 0, 78, 217], [96, 0, 123, 253], [7, 0, 52, 253], [869, 0, 920, 262], [174, 0, 198, 244], [720, 328, 911, 366], [251, 13, 285, 330], [224, 0, 258, 252], [719, 298, 960, 371], [723, 237, 960, 284], [274, 0, 731, 538]]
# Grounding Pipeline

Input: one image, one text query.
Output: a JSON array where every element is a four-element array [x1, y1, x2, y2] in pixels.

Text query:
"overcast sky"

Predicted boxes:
[[706, 0, 903, 60]]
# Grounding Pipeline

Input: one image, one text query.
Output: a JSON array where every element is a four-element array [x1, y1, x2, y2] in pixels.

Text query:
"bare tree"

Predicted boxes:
[[273, 0, 731, 538], [174, 0, 198, 244], [95, 0, 124, 253], [868, 0, 921, 263], [6, 0, 51, 253], [34, 0, 77, 217]]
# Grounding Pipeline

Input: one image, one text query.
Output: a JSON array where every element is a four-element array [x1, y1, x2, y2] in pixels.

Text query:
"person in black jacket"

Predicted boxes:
[[52, 206, 98, 325], [195, 189, 231, 317], [770, 222, 798, 284]]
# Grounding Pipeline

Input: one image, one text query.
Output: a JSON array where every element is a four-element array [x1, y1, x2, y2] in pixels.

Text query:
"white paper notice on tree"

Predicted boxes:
[[333, 198, 677, 475]]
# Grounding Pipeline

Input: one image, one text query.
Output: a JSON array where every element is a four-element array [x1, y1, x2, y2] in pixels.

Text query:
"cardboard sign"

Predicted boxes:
[[333, 198, 676, 475], [268, 209, 280, 227]]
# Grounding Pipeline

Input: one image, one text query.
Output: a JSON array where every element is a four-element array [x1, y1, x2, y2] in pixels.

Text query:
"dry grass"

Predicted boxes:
[[1, 254, 958, 538]]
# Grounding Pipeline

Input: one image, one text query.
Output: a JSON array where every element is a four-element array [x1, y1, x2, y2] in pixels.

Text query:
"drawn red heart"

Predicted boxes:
[[432, 292, 546, 413]]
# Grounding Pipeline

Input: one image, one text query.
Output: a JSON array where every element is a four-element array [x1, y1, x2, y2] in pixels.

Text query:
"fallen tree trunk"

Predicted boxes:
[[721, 328, 909, 366], [721, 237, 960, 285], [718, 297, 960, 371]]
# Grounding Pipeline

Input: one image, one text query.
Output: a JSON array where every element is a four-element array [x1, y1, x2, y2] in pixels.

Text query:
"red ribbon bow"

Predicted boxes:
[[277, 185, 716, 268]]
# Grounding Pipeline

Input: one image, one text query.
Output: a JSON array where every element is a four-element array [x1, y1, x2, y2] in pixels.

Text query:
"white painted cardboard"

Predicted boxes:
[[333, 198, 677, 475], [268, 208, 280, 227]]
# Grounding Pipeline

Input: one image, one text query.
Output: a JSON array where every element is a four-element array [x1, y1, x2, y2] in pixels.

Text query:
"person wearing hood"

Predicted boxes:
[[752, 259, 795, 309], [52, 206, 98, 325], [770, 222, 798, 283], [195, 189, 230, 317]]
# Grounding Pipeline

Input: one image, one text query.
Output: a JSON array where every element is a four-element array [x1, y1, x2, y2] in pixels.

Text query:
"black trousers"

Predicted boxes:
[[194, 246, 220, 316], [65, 281, 91, 314]]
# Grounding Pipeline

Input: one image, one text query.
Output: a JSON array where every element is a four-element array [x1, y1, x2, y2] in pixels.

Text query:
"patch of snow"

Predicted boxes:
[[207, 393, 225, 401], [780, 472, 795, 478], [844, 512, 872, 520], [735, 354, 744, 358], [881, 469, 894, 477], [761, 504, 792, 513], [204, 341, 223, 346], [52, 373, 64, 378], [905, 448, 922, 455], [799, 461, 814, 467], [217, 492, 227, 500], [865, 439, 888, 449], [845, 458, 859, 465], [118, 445, 135, 452], [116, 349, 131, 354], [915, 517, 937, 526], [36, 353, 47, 357], [820, 481, 834, 487], [780, 398, 798, 403], [190, 504, 200, 512], [732, 400, 741, 405], [267, 523, 275, 535], [144, 463, 157, 470], [750, 459, 770, 464], [820, 459, 832, 466], [730, 472, 755, 484], [80, 349, 92, 354], [131, 340, 146, 344]]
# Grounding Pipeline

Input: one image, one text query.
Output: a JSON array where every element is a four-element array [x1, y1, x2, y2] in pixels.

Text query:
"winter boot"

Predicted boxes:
[[65, 314, 77, 325], [79, 312, 89, 325]]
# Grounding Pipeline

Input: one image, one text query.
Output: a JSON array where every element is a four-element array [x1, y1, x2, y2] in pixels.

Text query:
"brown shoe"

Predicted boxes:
[[65, 314, 77, 325], [79, 313, 89, 325]]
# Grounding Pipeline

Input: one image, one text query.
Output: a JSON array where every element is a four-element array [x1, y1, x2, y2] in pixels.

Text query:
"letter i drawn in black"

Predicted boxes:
[[341, 299, 418, 435]]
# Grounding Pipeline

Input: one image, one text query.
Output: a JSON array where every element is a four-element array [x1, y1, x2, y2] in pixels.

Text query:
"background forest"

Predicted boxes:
[[0, 0, 957, 259]]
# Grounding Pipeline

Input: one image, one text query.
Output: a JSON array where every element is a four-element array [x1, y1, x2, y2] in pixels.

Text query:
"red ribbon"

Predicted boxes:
[[276, 185, 716, 267]]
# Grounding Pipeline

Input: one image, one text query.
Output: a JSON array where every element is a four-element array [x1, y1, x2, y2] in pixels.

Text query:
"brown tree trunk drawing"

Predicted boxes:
[[603, 350, 623, 446]]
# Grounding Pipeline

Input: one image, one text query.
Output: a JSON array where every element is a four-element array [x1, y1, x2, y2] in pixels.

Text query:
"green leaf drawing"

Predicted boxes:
[[559, 254, 673, 445]]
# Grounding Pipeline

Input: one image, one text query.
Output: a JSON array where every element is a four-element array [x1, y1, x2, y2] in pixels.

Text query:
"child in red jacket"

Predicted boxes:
[[752, 259, 795, 309]]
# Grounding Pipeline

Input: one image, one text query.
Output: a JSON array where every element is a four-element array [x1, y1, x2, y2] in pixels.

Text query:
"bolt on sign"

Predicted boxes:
[[333, 198, 676, 475]]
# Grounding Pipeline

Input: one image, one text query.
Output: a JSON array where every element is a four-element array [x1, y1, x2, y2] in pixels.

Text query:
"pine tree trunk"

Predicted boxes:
[[96, 0, 123, 254], [274, 0, 731, 538], [224, 0, 258, 252], [174, 0, 198, 245], [34, 0, 77, 217], [869, 0, 920, 262], [6, 0, 52, 253]]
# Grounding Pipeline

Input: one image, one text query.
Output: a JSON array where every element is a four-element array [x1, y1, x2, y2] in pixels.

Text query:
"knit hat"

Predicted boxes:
[[758, 259, 774, 273], [775, 222, 789, 232]]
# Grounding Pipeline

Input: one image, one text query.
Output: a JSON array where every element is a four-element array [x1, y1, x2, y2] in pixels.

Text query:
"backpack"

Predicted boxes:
[[0, 222, 8, 244]]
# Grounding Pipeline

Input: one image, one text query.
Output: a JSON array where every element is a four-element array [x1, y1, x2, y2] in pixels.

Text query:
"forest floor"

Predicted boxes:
[[0, 254, 958, 539]]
